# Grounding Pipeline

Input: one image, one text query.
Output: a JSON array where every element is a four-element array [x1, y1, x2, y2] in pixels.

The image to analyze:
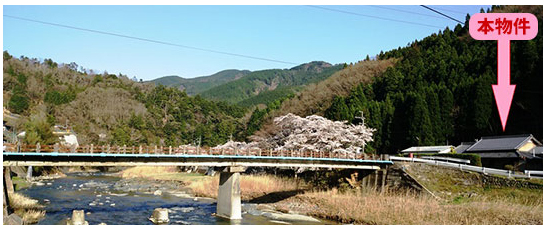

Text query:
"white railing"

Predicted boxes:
[[420, 156, 470, 164], [389, 156, 542, 179], [525, 170, 543, 177]]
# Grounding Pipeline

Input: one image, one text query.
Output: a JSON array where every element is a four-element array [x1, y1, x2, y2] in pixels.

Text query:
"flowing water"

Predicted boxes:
[[21, 172, 331, 225]]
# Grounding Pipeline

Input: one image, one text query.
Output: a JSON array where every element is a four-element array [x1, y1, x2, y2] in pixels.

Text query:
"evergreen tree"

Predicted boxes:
[[405, 92, 434, 146]]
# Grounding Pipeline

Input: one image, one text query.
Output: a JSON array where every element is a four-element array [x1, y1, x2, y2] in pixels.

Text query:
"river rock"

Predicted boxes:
[[46, 182, 53, 185], [257, 204, 276, 212], [270, 220, 291, 225], [173, 220, 191, 225], [89, 203, 96, 206], [170, 192, 192, 198], [149, 208, 170, 224], [110, 193, 128, 197], [35, 182, 45, 186], [67, 210, 89, 225], [154, 190, 162, 196], [110, 203, 116, 206], [247, 209, 263, 216], [261, 212, 321, 223], [170, 207, 194, 213]]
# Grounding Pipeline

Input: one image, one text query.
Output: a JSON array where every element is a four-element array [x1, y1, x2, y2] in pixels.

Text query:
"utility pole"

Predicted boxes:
[[355, 111, 365, 126], [197, 136, 202, 154], [355, 111, 366, 154]]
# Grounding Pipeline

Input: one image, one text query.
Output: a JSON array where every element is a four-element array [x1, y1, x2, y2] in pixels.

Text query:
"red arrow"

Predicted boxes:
[[492, 39, 515, 132]]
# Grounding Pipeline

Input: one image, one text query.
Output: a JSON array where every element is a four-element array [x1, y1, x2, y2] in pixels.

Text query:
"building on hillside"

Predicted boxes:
[[462, 134, 542, 171], [401, 145, 454, 156], [3, 108, 21, 144], [53, 125, 79, 147]]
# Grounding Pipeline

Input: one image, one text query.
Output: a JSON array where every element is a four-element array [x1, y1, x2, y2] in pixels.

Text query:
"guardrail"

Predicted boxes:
[[420, 156, 470, 164], [525, 170, 543, 177], [390, 156, 542, 179]]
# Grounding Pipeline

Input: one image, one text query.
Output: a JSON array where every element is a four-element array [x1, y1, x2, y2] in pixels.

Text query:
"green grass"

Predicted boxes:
[[12, 176, 31, 191]]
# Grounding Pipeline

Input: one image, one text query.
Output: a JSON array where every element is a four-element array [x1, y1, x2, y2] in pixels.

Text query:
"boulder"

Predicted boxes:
[[67, 210, 89, 225], [149, 208, 169, 224]]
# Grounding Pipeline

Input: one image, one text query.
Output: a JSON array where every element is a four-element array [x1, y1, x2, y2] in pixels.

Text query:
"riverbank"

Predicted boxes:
[[118, 166, 543, 225], [272, 189, 542, 224], [7, 192, 46, 224], [7, 170, 66, 224], [118, 166, 307, 201]]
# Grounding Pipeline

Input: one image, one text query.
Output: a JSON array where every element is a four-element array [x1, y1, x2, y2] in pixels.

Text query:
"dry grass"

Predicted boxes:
[[189, 174, 302, 200], [295, 190, 542, 225], [9, 193, 43, 209], [118, 166, 179, 179], [9, 193, 45, 224], [18, 210, 46, 224]]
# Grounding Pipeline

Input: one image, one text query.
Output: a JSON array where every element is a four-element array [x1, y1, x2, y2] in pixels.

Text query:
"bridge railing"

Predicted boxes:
[[2, 143, 383, 161]]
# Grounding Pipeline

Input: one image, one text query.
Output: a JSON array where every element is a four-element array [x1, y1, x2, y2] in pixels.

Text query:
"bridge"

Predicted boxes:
[[3, 143, 393, 220]]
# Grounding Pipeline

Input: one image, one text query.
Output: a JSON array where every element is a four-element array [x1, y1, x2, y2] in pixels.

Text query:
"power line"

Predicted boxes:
[[305, 5, 444, 29], [3, 14, 299, 66], [420, 5, 465, 25], [429, 6, 469, 15], [368, 5, 447, 20]]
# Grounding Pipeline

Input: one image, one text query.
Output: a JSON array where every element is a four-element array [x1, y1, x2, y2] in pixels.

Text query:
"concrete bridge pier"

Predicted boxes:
[[361, 165, 389, 194], [4, 167, 15, 215], [216, 166, 245, 220]]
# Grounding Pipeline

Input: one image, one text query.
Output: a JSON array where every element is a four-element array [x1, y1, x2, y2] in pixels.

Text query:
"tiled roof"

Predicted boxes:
[[467, 134, 541, 152], [455, 142, 474, 154], [401, 146, 453, 153]]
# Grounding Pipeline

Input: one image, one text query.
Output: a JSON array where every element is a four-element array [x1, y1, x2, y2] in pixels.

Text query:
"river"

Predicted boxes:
[[20, 172, 331, 225]]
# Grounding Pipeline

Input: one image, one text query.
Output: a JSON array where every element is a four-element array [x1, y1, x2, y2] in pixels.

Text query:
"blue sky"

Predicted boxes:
[[3, 5, 490, 80]]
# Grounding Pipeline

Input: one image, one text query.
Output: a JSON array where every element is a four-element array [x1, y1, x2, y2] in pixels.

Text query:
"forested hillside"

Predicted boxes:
[[151, 69, 250, 95], [247, 58, 395, 140], [199, 61, 344, 105], [3, 52, 247, 146], [323, 5, 543, 153]]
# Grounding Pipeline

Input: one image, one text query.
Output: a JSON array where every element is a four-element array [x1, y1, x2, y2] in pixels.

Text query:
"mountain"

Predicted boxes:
[[199, 61, 344, 105], [151, 69, 250, 95], [3, 52, 248, 146]]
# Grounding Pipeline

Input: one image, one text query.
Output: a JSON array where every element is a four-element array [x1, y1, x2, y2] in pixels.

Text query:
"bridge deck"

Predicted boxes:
[[3, 151, 392, 169]]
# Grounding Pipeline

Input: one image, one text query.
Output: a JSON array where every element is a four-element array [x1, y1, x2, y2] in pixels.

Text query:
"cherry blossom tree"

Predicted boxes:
[[214, 113, 375, 156]]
